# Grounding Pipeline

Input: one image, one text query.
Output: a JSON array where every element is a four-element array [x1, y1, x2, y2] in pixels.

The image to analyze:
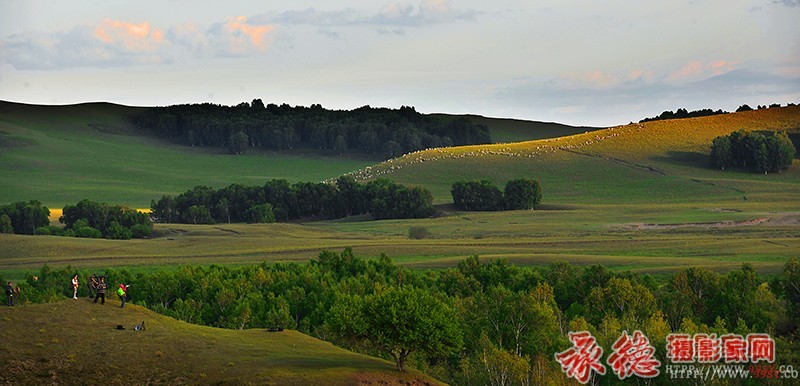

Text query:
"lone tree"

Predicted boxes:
[[327, 286, 462, 372], [228, 131, 249, 155]]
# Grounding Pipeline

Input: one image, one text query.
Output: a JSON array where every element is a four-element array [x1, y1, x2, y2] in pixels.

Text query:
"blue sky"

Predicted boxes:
[[1, 0, 798, 126]]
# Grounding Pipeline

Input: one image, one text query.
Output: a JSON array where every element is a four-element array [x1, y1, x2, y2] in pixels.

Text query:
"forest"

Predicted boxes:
[[134, 100, 492, 158], [6, 251, 799, 385], [150, 176, 436, 224]]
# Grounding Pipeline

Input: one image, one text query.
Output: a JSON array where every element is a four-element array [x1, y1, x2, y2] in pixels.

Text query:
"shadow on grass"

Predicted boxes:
[[650, 151, 709, 169]]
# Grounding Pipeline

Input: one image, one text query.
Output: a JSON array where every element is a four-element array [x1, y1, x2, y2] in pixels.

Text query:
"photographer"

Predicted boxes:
[[118, 283, 130, 308]]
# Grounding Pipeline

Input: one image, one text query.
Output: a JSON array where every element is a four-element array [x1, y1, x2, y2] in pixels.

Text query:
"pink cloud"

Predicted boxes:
[[669, 60, 736, 81], [224, 16, 277, 54], [627, 69, 654, 82], [94, 19, 164, 52], [568, 70, 618, 88]]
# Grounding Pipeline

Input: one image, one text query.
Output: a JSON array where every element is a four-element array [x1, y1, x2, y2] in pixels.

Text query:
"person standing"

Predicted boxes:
[[117, 283, 129, 308], [93, 277, 106, 305], [5, 282, 13, 306], [71, 274, 79, 300], [89, 274, 98, 298]]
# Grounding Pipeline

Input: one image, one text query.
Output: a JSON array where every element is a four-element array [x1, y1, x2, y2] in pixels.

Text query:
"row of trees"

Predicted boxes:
[[710, 130, 795, 173], [150, 176, 435, 224], [0, 199, 153, 239], [639, 107, 727, 123], [0, 200, 50, 235], [135, 101, 492, 158], [638, 103, 794, 123], [55, 199, 153, 239], [10, 253, 800, 384], [451, 178, 542, 211]]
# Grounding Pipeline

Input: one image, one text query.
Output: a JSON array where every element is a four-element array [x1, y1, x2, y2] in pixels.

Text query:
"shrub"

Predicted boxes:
[[130, 224, 152, 239], [75, 226, 102, 238], [408, 226, 430, 239]]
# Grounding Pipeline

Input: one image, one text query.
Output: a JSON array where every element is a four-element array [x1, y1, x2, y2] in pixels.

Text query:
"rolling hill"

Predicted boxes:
[[0, 299, 440, 385], [0, 100, 589, 209], [1, 104, 799, 279]]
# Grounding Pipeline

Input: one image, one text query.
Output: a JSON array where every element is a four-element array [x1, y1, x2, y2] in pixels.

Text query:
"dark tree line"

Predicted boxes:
[[451, 178, 542, 211], [0, 200, 50, 235], [710, 130, 795, 173], [150, 176, 436, 224], [639, 107, 727, 123], [12, 254, 800, 384], [54, 199, 153, 239], [638, 103, 794, 123], [134, 100, 491, 158]]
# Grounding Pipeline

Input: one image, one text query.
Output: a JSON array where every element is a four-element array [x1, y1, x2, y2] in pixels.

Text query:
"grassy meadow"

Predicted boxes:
[[0, 299, 440, 385], [1, 103, 799, 280]]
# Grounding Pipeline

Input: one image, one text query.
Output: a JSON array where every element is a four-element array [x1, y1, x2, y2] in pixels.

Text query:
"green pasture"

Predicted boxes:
[[0, 300, 439, 385], [0, 101, 374, 208], [1, 102, 799, 281]]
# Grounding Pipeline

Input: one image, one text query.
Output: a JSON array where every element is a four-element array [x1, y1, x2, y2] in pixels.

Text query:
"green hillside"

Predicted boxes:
[[1, 104, 799, 278], [0, 101, 589, 209], [0, 101, 374, 208], [0, 299, 440, 385]]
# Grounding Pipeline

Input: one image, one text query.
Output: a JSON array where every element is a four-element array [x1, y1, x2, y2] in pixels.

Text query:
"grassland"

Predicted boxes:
[[0, 101, 375, 208], [0, 299, 440, 385], [1, 103, 799, 282], [430, 113, 601, 143]]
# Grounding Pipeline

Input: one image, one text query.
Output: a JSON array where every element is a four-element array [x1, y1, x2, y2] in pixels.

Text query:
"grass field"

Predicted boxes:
[[0, 101, 375, 208], [1, 103, 799, 282], [0, 299, 440, 385], [0, 101, 587, 209]]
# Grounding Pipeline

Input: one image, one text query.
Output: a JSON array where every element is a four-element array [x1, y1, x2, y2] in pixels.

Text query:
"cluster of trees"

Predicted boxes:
[[134, 101, 491, 158], [12, 253, 800, 384], [639, 108, 727, 123], [451, 178, 542, 211], [150, 176, 435, 224], [710, 130, 796, 173], [53, 199, 153, 239], [0, 200, 50, 235], [0, 199, 152, 239]]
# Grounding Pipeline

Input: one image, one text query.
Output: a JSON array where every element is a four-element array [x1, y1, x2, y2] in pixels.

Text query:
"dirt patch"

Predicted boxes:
[[621, 217, 770, 230], [213, 227, 242, 235]]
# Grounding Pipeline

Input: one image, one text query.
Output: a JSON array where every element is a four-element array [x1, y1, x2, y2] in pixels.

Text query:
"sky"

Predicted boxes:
[[0, 0, 799, 127]]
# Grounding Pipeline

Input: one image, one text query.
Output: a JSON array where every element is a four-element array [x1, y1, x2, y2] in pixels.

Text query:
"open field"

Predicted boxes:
[[0, 101, 588, 209], [0, 299, 439, 385], [1, 104, 799, 281]]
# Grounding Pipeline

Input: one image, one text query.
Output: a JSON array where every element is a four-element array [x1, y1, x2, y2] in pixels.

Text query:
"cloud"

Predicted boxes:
[[492, 68, 800, 126], [668, 60, 736, 82], [219, 16, 277, 55], [1, 16, 278, 69], [251, 1, 480, 31], [774, 0, 800, 7]]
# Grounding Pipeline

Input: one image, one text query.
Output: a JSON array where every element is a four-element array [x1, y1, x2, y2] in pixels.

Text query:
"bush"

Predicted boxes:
[[408, 226, 430, 240], [75, 226, 102, 238], [106, 221, 132, 240], [35, 226, 52, 235], [130, 224, 152, 239]]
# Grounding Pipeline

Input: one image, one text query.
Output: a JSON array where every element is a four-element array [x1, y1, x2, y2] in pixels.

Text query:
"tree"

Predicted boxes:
[[383, 140, 402, 158], [228, 131, 249, 155], [710, 136, 733, 170], [504, 178, 542, 210], [246, 204, 276, 224], [333, 134, 348, 155], [0, 214, 12, 234], [328, 286, 462, 372], [106, 221, 132, 240]]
